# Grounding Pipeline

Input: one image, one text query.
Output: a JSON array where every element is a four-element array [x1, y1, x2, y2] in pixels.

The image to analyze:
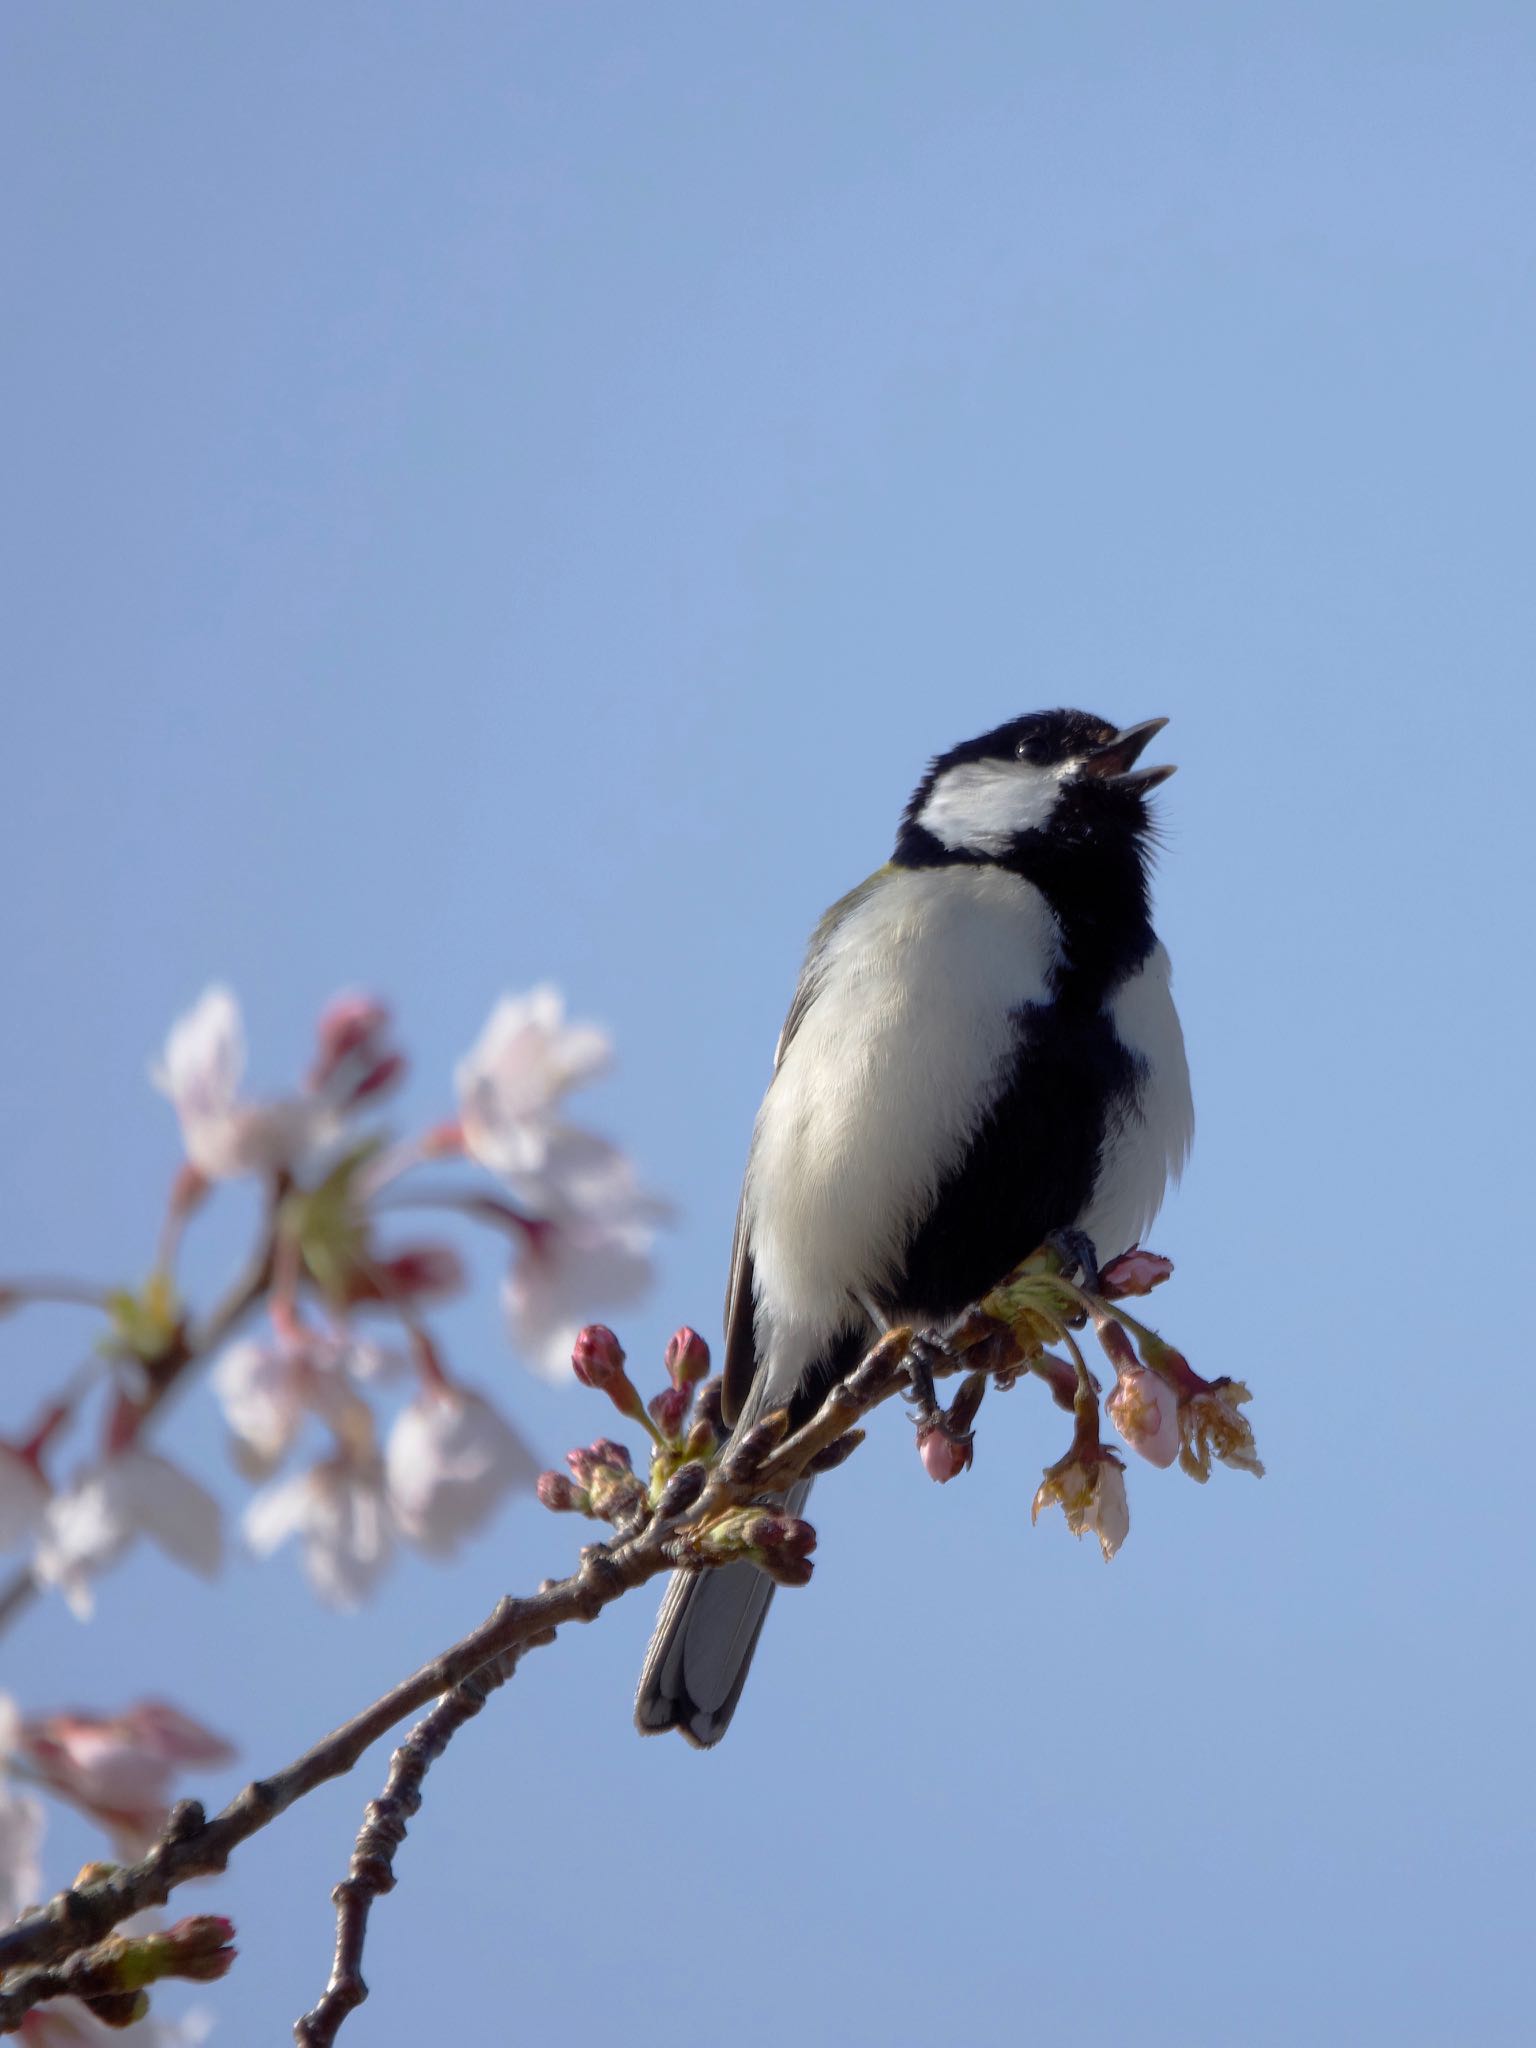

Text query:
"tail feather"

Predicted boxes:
[[634, 1478, 812, 1747]]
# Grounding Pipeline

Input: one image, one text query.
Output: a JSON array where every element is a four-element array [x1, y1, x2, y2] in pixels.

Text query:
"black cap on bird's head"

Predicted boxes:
[[895, 709, 1174, 872]]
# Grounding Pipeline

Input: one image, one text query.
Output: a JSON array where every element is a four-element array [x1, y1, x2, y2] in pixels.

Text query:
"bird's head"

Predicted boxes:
[[895, 710, 1174, 872]]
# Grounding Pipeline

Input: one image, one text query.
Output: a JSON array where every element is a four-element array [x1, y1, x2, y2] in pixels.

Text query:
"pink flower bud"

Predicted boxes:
[[1106, 1363, 1180, 1468], [664, 1326, 711, 1387], [648, 1385, 691, 1439], [587, 1437, 633, 1472], [565, 1438, 632, 1486], [537, 1470, 583, 1512], [154, 1914, 238, 1982], [345, 1244, 467, 1307], [571, 1325, 647, 1421], [310, 994, 405, 1107], [917, 1425, 972, 1483], [752, 1512, 818, 1586], [1098, 1248, 1174, 1297], [571, 1324, 626, 1389]]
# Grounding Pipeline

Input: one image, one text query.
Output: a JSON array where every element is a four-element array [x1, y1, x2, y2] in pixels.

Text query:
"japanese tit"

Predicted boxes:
[[636, 709, 1193, 1747]]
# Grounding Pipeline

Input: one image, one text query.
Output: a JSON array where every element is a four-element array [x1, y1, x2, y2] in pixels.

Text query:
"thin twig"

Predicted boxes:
[[0, 1320, 943, 2025], [0, 1204, 281, 1641], [292, 1644, 536, 2047]]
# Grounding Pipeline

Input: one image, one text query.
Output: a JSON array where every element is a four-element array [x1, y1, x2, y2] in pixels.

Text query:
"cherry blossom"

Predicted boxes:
[[211, 1334, 376, 1479], [15, 1701, 234, 1858], [1106, 1361, 1181, 1468], [496, 1131, 667, 1379], [243, 1456, 393, 1609], [153, 987, 322, 1180], [33, 1451, 222, 1620], [504, 1205, 657, 1381], [1031, 1455, 1131, 1561], [0, 1445, 50, 1552], [455, 987, 612, 1179], [384, 1386, 538, 1557]]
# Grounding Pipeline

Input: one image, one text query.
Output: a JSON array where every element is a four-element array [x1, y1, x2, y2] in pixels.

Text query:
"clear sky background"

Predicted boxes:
[[3, 5, 1533, 2044]]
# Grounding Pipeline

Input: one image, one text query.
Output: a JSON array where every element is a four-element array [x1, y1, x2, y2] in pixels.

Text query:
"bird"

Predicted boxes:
[[635, 709, 1193, 1747]]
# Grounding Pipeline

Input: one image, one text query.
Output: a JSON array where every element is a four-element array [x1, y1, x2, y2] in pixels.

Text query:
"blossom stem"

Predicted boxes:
[[0, 1186, 285, 1642], [370, 1188, 547, 1246], [0, 1276, 115, 1314]]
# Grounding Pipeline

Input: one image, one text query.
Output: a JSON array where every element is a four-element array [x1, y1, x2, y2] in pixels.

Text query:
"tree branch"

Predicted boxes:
[[3, 1249, 1244, 2044], [0, 1322, 930, 2026], [292, 1645, 534, 2046]]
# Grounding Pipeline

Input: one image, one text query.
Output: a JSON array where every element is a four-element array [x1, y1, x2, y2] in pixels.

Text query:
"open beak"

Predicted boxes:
[[1082, 716, 1176, 794]]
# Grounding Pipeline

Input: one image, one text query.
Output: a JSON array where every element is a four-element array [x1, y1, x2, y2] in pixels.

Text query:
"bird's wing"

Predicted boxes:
[[720, 870, 890, 1426]]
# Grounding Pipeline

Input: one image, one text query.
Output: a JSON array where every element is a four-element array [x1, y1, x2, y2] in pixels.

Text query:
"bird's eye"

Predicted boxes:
[[1014, 740, 1030, 761]]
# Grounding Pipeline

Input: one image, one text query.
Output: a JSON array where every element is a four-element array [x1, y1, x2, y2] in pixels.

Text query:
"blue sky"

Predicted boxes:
[[2, 5, 1533, 2043]]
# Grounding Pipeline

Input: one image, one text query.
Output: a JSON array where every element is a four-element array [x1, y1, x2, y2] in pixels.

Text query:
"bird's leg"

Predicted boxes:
[[1046, 1227, 1102, 1295], [855, 1290, 946, 1431], [903, 1332, 950, 1433]]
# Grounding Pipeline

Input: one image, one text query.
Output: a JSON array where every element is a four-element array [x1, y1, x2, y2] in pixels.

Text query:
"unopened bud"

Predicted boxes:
[[664, 1326, 711, 1387], [571, 1325, 626, 1388], [684, 1419, 719, 1461], [151, 1915, 239, 1984], [648, 1385, 691, 1440], [722, 1408, 789, 1484], [946, 1371, 987, 1438], [566, 1438, 632, 1486], [311, 994, 404, 1106], [753, 1512, 817, 1586], [571, 1325, 646, 1421], [807, 1428, 865, 1474], [917, 1425, 972, 1484], [1098, 1249, 1174, 1298], [690, 1376, 725, 1435], [655, 1462, 708, 1518], [1106, 1362, 1180, 1468], [537, 1471, 584, 1512], [847, 1324, 917, 1397]]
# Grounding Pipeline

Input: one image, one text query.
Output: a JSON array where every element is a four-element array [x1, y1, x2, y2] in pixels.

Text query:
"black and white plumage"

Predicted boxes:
[[635, 709, 1193, 1747]]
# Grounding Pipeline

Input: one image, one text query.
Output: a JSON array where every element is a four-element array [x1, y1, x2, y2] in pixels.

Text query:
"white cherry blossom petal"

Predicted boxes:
[[385, 1387, 538, 1557], [455, 988, 612, 1178], [33, 1451, 222, 1618], [243, 1460, 394, 1609], [153, 986, 323, 1179]]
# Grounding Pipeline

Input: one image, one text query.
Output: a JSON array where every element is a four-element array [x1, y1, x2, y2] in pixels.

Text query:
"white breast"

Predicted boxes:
[[1075, 942, 1194, 1260], [745, 865, 1061, 1387]]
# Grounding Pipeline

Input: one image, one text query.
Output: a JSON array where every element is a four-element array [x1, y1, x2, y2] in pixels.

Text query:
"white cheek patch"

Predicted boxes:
[[917, 758, 1071, 855]]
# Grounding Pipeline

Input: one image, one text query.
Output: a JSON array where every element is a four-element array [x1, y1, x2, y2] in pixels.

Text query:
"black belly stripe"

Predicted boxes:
[[890, 1000, 1141, 1321]]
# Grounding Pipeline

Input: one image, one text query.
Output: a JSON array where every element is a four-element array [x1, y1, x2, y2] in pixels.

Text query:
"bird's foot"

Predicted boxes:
[[903, 1330, 954, 1430], [1046, 1227, 1102, 1295]]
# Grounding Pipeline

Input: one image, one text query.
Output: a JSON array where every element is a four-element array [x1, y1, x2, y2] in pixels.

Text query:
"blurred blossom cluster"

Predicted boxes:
[[0, 979, 667, 2022], [1, 1691, 228, 2042], [0, 983, 665, 1620]]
